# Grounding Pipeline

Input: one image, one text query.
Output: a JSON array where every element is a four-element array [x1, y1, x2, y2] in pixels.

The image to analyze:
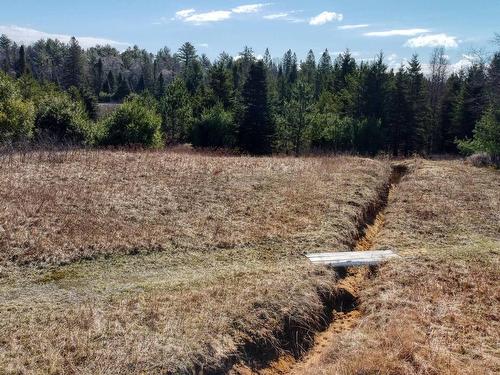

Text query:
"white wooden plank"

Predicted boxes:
[[306, 250, 399, 267]]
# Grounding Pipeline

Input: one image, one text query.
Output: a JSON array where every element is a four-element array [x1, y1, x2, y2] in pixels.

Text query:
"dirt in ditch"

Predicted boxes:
[[232, 164, 408, 375]]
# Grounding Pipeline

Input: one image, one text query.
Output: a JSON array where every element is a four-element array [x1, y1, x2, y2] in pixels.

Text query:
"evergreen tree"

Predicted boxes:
[[208, 62, 233, 109], [104, 70, 115, 94], [176, 42, 198, 71], [263, 48, 273, 70], [406, 55, 430, 154], [386, 67, 410, 156], [487, 52, 500, 107], [440, 73, 463, 152], [161, 78, 193, 143], [114, 74, 131, 101], [136, 74, 146, 93], [155, 72, 165, 98], [93, 58, 104, 94], [0, 34, 11, 73], [460, 63, 488, 139], [239, 61, 273, 154], [63, 37, 84, 89], [428, 48, 448, 152], [317, 49, 332, 96], [15, 45, 28, 77], [302, 49, 316, 85]]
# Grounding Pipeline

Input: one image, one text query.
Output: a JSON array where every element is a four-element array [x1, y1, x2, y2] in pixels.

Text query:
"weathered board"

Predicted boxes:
[[306, 250, 399, 267]]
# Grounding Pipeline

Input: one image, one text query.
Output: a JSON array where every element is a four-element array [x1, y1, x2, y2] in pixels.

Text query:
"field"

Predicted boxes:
[[0, 150, 391, 374], [296, 160, 500, 375], [0, 151, 498, 374]]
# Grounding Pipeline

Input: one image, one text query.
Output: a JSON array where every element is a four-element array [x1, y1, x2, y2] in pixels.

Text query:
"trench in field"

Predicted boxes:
[[229, 164, 408, 375]]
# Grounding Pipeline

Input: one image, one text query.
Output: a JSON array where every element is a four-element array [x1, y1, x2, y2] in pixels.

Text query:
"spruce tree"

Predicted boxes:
[[406, 55, 430, 154], [161, 78, 193, 143], [209, 62, 233, 109], [15, 45, 28, 77], [93, 58, 104, 94], [0, 34, 11, 73], [114, 75, 131, 101], [239, 61, 273, 154], [63, 37, 84, 89]]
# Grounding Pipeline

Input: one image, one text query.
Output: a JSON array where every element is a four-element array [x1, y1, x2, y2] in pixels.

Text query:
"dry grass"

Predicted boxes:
[[301, 160, 500, 375], [0, 150, 391, 374]]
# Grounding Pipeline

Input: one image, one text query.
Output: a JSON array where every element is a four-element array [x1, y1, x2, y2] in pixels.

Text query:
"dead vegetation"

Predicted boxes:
[[0, 150, 391, 374], [299, 160, 500, 375]]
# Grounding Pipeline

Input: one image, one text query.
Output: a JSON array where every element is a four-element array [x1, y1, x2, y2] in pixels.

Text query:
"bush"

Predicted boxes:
[[0, 73, 35, 143], [103, 96, 163, 148], [35, 94, 91, 144], [191, 104, 236, 148], [457, 107, 500, 160]]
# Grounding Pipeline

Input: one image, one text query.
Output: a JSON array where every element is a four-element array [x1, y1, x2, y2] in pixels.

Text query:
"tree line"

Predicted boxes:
[[0, 34, 498, 158]]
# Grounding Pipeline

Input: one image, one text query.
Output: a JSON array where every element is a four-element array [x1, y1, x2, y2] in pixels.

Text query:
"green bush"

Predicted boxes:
[[35, 94, 91, 144], [458, 107, 500, 159], [191, 104, 236, 148], [0, 73, 35, 143], [103, 96, 163, 148]]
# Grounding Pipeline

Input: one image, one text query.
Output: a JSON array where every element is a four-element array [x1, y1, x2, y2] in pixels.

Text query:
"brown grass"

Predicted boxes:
[[0, 150, 391, 374], [300, 159, 500, 375]]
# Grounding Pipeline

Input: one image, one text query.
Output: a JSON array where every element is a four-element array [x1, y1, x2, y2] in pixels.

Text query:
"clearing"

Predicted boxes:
[[1, 151, 498, 374], [0, 150, 390, 374]]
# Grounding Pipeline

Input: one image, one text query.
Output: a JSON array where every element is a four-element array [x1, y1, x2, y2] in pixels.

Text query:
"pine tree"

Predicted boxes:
[[0, 34, 11, 73], [136, 74, 146, 93], [63, 37, 84, 89], [263, 48, 273, 70], [440, 73, 463, 152], [487, 52, 500, 107], [387, 67, 410, 156], [155, 72, 165, 98], [317, 49, 332, 96], [114, 74, 131, 101], [103, 70, 115, 94], [161, 78, 193, 143], [239, 61, 273, 154], [302, 49, 316, 85], [93, 58, 104, 94], [15, 45, 28, 77], [461, 63, 488, 139], [406, 55, 430, 154], [209, 62, 233, 109], [177, 42, 198, 71], [428, 48, 448, 153]]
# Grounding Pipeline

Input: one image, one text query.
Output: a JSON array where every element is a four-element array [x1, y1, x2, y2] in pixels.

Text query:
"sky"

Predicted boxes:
[[1, 0, 499, 71]]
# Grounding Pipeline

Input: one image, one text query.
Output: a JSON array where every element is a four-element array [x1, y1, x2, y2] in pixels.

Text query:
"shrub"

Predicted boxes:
[[103, 96, 163, 148], [0, 73, 35, 143], [35, 94, 91, 144], [191, 104, 236, 148], [457, 107, 500, 160]]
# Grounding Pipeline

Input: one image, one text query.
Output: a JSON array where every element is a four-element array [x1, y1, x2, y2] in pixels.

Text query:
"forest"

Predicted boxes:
[[0, 33, 499, 157]]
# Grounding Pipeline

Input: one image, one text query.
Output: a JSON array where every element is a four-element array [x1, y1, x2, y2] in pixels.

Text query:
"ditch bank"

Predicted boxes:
[[226, 164, 408, 375]]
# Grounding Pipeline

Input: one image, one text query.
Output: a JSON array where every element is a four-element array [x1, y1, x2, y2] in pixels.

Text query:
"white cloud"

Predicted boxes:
[[177, 10, 232, 24], [197, 43, 209, 48], [0, 25, 129, 49], [309, 11, 343, 26], [404, 33, 458, 48], [175, 9, 196, 19], [232, 4, 267, 14], [338, 24, 369, 30], [364, 28, 431, 37], [264, 13, 289, 20]]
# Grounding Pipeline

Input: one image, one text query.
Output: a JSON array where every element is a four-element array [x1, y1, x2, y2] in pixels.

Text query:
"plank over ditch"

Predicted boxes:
[[306, 250, 399, 267]]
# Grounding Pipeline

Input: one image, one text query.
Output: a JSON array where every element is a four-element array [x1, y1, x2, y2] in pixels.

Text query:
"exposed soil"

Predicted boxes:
[[233, 164, 408, 375]]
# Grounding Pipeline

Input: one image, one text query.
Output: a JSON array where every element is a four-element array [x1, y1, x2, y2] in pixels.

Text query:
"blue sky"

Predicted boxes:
[[1, 0, 499, 70]]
